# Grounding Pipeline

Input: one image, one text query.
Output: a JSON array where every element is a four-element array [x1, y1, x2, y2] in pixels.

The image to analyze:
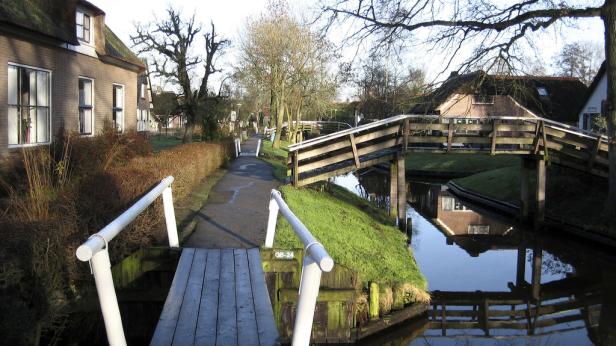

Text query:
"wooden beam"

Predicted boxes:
[[349, 133, 361, 169], [490, 120, 498, 154], [297, 138, 398, 174], [447, 119, 454, 153], [297, 125, 400, 161], [396, 152, 407, 231], [390, 161, 398, 218], [587, 136, 602, 170], [296, 154, 395, 187], [535, 159, 546, 225], [293, 152, 299, 187], [403, 119, 410, 152]]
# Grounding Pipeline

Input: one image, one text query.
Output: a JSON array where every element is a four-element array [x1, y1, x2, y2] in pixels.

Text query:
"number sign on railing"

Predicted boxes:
[[76, 176, 179, 346], [264, 189, 334, 346]]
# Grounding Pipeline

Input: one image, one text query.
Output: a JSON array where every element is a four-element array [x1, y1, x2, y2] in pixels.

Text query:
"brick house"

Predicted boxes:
[[0, 0, 151, 156], [413, 71, 588, 125]]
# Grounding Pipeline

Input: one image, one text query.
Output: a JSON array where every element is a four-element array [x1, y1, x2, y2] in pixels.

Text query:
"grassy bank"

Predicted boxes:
[[453, 165, 613, 235], [259, 139, 289, 181], [273, 184, 428, 301], [406, 153, 520, 174]]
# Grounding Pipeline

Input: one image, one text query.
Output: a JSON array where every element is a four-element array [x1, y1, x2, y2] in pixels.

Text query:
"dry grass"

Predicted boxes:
[[0, 130, 230, 343]]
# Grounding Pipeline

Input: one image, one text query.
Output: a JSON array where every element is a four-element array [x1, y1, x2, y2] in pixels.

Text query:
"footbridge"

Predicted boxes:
[[287, 114, 610, 227]]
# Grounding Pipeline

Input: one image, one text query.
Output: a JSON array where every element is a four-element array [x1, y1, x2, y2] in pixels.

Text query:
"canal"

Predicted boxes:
[[333, 170, 616, 345]]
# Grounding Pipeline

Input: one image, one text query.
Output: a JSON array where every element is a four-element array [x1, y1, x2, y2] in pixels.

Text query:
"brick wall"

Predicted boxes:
[[0, 33, 142, 156], [438, 94, 536, 118]]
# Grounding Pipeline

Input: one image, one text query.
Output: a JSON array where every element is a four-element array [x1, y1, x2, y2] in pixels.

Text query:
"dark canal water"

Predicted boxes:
[[332, 170, 616, 346]]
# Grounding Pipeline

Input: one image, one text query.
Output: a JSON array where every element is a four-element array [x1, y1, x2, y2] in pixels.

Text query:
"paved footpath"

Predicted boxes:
[[184, 136, 280, 248]]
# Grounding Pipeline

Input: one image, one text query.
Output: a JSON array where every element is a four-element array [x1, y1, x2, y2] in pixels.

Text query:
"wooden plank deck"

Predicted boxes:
[[151, 248, 279, 346]]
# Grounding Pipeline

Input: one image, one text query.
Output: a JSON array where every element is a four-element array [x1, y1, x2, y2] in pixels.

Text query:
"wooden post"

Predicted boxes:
[[516, 242, 526, 288], [293, 152, 299, 187], [531, 240, 542, 301], [520, 158, 533, 223], [369, 282, 379, 321], [535, 159, 546, 226], [389, 161, 398, 218], [396, 152, 407, 232]]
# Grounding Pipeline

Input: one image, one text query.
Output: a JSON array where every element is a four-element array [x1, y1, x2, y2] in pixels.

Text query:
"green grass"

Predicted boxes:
[[406, 153, 520, 174], [259, 139, 290, 181], [149, 135, 184, 152], [453, 166, 523, 204], [273, 184, 427, 290], [453, 165, 614, 235]]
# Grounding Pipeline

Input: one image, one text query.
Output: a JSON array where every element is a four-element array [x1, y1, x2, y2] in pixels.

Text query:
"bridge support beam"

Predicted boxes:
[[520, 157, 546, 227], [389, 162, 398, 219], [396, 152, 407, 232]]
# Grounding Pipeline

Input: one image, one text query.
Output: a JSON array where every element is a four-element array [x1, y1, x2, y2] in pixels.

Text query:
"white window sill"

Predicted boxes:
[[8, 142, 51, 149]]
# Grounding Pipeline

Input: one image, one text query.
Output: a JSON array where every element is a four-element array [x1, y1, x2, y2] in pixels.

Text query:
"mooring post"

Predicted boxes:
[[369, 282, 379, 320], [389, 161, 398, 218], [396, 152, 407, 232], [516, 242, 526, 288], [531, 240, 542, 301], [535, 159, 546, 226]]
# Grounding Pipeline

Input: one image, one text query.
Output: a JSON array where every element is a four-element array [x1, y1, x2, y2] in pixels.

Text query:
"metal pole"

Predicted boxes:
[[264, 194, 279, 248], [234, 139, 239, 158], [91, 249, 127, 346], [291, 257, 322, 346], [256, 139, 262, 157], [162, 187, 179, 248]]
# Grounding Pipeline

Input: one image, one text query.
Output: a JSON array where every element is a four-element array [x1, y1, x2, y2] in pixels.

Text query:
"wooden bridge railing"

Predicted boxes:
[[287, 114, 610, 187]]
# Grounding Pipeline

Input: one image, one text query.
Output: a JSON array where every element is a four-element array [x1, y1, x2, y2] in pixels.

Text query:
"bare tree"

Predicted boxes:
[[554, 41, 604, 85], [239, 1, 337, 146], [320, 0, 616, 218], [132, 7, 228, 143]]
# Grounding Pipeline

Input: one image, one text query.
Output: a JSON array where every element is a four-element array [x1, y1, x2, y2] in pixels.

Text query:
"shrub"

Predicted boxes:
[[0, 130, 228, 343]]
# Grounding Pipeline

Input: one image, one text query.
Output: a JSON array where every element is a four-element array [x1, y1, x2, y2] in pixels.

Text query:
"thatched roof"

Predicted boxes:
[[414, 71, 588, 123], [0, 0, 144, 70], [0, 0, 79, 44], [104, 25, 144, 68]]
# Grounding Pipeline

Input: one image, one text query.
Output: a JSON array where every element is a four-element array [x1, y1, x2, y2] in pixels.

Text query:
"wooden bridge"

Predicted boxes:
[[77, 178, 333, 346], [287, 114, 610, 227]]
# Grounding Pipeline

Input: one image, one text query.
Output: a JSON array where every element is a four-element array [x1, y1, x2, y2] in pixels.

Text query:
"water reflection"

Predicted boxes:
[[332, 171, 616, 345]]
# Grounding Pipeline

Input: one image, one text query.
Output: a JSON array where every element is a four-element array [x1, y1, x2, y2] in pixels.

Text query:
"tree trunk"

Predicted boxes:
[[603, 0, 616, 218], [273, 91, 284, 148]]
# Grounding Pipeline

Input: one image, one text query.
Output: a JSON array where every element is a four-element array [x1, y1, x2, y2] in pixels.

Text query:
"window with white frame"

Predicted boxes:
[[472, 94, 494, 105], [8, 64, 50, 145], [113, 85, 124, 132], [79, 78, 93, 135], [140, 83, 146, 99], [76, 12, 91, 43], [442, 196, 470, 211], [468, 225, 490, 235], [137, 109, 149, 132]]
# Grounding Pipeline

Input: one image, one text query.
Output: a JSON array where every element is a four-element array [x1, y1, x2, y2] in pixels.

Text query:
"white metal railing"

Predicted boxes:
[[264, 189, 334, 346], [75, 176, 179, 346]]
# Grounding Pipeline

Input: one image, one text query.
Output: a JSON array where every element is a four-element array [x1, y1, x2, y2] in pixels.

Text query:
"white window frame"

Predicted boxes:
[[78, 76, 95, 136], [112, 83, 125, 133], [140, 83, 146, 99], [7, 62, 52, 148], [76, 11, 92, 45], [472, 94, 495, 105]]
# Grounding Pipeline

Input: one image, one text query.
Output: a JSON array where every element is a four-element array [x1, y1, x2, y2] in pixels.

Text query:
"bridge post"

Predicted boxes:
[[520, 158, 533, 223], [389, 161, 398, 219], [396, 152, 407, 232], [535, 159, 546, 226], [520, 157, 546, 227], [531, 240, 542, 301]]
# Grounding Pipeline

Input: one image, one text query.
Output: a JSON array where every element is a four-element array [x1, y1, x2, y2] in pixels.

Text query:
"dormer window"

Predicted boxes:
[[76, 12, 91, 43], [537, 86, 548, 97], [472, 94, 494, 105]]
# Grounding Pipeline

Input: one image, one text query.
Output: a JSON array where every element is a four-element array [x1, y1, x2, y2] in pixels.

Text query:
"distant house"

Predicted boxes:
[[578, 62, 606, 132], [413, 71, 588, 125], [0, 0, 151, 156]]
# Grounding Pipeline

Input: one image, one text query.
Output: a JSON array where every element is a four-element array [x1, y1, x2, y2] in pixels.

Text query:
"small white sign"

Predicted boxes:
[[274, 250, 295, 260]]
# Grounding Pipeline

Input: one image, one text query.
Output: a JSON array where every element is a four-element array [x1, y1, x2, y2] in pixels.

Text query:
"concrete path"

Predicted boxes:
[[184, 137, 279, 248]]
